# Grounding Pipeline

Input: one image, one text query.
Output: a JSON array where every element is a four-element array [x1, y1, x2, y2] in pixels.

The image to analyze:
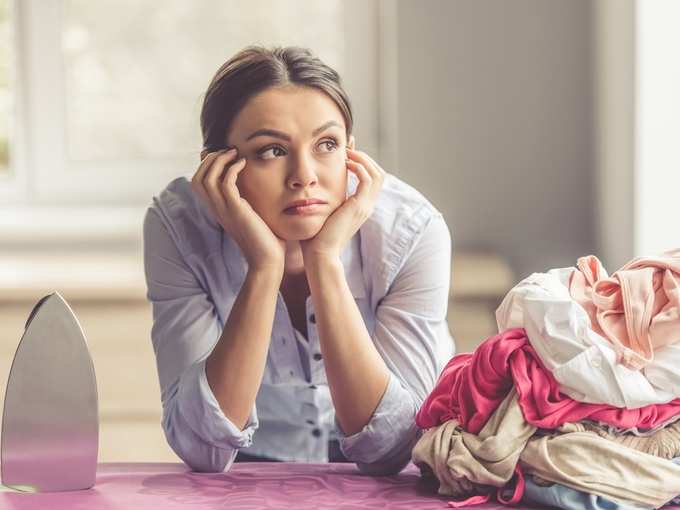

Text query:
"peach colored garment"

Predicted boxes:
[[569, 249, 680, 370]]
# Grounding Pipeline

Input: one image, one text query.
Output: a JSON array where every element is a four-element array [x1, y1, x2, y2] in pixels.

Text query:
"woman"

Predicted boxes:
[[143, 45, 455, 475]]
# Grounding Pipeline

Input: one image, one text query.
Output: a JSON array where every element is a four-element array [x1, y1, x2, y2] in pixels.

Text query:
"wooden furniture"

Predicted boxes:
[[448, 251, 515, 353]]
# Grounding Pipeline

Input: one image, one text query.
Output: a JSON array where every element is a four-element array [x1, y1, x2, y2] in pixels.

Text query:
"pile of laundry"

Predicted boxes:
[[413, 249, 680, 509]]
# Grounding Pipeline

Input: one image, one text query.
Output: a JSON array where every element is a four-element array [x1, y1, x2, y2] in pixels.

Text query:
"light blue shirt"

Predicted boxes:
[[142, 171, 455, 475]]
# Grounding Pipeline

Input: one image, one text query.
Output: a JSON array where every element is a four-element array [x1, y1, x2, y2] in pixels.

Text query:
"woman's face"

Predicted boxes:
[[226, 85, 355, 241]]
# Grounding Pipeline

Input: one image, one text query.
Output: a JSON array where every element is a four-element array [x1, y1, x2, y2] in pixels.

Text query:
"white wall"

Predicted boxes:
[[635, 0, 680, 257], [594, 0, 635, 270], [594, 0, 680, 267], [392, 0, 595, 278]]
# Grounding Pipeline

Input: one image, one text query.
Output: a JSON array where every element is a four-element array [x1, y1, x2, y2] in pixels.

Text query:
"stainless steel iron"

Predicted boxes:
[[1, 292, 98, 492]]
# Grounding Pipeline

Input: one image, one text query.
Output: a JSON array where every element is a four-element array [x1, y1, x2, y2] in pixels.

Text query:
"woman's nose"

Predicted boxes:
[[288, 153, 318, 188]]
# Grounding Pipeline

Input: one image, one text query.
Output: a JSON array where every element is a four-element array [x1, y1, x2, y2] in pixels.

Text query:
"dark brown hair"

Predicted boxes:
[[200, 45, 353, 156]]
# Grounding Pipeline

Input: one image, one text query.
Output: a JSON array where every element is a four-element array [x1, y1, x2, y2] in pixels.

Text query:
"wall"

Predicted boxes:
[[392, 0, 595, 278], [593, 0, 635, 270]]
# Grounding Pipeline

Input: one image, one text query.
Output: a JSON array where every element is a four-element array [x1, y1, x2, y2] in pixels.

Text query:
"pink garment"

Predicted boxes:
[[447, 495, 490, 507], [416, 328, 680, 434], [569, 249, 680, 369]]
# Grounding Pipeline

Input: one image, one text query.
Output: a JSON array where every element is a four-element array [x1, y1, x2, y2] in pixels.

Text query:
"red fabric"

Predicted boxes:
[[496, 465, 525, 505], [416, 328, 680, 434], [447, 494, 490, 507]]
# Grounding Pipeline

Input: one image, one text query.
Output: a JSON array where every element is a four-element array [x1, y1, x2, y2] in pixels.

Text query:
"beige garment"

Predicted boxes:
[[562, 419, 680, 460], [521, 427, 680, 507], [412, 388, 680, 507], [411, 390, 536, 497]]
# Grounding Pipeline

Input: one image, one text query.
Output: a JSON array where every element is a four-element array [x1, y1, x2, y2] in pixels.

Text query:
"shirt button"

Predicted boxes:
[[306, 419, 315, 425], [309, 384, 317, 390], [289, 370, 295, 377], [310, 313, 316, 324], [313, 353, 323, 361], [312, 428, 322, 437]]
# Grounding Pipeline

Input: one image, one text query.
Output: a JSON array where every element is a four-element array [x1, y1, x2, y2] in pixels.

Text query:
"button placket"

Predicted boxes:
[[275, 293, 305, 382], [306, 299, 323, 383], [311, 349, 327, 385], [300, 400, 318, 427]]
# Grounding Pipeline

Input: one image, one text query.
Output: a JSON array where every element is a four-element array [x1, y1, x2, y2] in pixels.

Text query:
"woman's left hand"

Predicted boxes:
[[300, 147, 386, 262]]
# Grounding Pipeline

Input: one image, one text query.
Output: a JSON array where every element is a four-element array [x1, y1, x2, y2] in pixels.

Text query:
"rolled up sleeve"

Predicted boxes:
[[143, 206, 258, 472], [336, 372, 422, 474], [338, 213, 456, 474]]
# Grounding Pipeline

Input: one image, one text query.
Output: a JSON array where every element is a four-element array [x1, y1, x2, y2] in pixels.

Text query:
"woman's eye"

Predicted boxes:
[[318, 139, 338, 152], [258, 145, 286, 160], [257, 139, 338, 160]]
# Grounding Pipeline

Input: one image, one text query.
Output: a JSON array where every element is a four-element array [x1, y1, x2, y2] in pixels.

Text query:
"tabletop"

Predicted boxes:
[[0, 462, 677, 510]]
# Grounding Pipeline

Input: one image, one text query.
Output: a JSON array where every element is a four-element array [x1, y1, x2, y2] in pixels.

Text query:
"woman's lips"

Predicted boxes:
[[283, 203, 326, 215]]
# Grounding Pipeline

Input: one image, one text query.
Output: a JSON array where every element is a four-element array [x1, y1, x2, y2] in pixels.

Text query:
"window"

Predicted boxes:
[[0, 0, 12, 178], [1, 0, 393, 245]]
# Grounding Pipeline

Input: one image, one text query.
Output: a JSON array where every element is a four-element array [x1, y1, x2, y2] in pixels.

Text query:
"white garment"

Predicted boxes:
[[496, 268, 680, 409]]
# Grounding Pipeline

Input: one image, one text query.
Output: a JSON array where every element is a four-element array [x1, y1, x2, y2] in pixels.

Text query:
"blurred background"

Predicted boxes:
[[1, 0, 678, 463]]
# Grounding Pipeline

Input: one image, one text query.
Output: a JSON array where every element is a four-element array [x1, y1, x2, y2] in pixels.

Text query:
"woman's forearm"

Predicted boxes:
[[205, 266, 283, 429], [305, 255, 391, 436]]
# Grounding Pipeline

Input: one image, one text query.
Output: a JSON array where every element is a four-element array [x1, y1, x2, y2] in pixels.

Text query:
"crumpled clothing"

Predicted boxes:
[[523, 473, 653, 510], [521, 425, 680, 508], [413, 388, 680, 508], [586, 412, 680, 437], [560, 419, 680, 460], [569, 249, 680, 370], [415, 328, 680, 434], [412, 390, 534, 499], [496, 268, 680, 408]]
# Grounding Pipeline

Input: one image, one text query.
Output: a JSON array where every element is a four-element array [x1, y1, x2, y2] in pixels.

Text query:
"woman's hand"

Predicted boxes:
[[191, 148, 286, 273], [300, 147, 386, 262]]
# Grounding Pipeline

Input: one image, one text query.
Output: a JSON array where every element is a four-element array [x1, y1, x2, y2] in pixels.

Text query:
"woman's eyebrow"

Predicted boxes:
[[245, 120, 342, 142]]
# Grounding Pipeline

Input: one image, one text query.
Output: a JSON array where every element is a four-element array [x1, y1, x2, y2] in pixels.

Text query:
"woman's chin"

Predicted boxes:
[[277, 220, 325, 241]]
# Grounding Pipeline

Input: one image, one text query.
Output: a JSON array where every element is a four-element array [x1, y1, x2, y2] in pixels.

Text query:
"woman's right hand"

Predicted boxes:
[[191, 148, 287, 273]]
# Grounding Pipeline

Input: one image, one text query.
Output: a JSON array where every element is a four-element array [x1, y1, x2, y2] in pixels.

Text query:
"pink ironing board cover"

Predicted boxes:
[[1, 462, 678, 509]]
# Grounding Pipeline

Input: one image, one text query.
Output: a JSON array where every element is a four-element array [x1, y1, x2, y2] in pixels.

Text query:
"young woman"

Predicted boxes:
[[143, 45, 455, 475]]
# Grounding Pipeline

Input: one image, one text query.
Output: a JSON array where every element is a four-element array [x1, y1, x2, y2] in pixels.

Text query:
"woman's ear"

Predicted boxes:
[[347, 135, 355, 150]]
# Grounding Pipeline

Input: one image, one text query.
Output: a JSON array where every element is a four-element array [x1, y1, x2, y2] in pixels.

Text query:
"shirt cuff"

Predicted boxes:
[[336, 372, 419, 467], [176, 358, 258, 450]]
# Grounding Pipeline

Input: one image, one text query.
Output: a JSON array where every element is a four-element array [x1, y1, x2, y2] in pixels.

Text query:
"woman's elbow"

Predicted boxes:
[[163, 421, 237, 473], [185, 447, 235, 472]]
